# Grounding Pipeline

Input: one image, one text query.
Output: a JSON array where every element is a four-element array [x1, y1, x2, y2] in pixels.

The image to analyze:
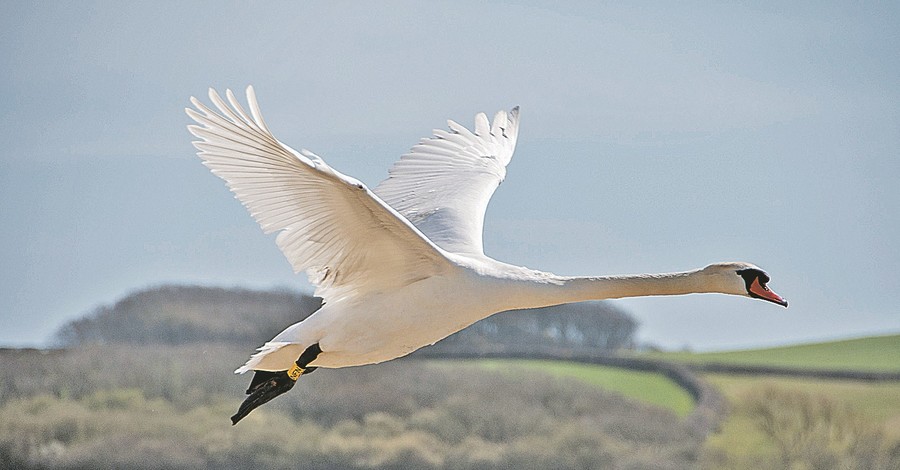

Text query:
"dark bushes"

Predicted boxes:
[[53, 286, 321, 347]]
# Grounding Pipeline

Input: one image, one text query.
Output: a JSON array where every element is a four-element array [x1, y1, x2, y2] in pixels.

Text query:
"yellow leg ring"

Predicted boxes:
[[287, 364, 304, 381]]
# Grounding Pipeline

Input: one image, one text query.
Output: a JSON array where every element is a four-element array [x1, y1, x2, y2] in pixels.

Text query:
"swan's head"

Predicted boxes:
[[702, 262, 788, 307]]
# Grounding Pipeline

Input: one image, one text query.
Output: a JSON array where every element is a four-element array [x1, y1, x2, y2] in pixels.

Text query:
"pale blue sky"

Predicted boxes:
[[2, 1, 898, 349]]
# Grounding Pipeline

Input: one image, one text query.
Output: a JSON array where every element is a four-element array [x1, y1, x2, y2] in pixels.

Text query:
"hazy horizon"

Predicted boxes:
[[2, 1, 898, 351]]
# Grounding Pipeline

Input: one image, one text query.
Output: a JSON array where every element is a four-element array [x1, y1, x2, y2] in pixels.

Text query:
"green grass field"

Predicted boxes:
[[438, 359, 695, 417], [641, 333, 900, 372]]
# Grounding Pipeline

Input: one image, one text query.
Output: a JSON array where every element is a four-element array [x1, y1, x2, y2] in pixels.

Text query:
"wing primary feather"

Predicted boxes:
[[474, 113, 490, 136], [447, 120, 477, 139], [224, 88, 263, 134], [246, 86, 273, 135], [207, 89, 249, 127], [491, 110, 508, 137]]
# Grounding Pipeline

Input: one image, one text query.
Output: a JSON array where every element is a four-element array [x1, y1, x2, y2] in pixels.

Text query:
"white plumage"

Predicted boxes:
[[186, 87, 787, 375], [375, 107, 518, 256]]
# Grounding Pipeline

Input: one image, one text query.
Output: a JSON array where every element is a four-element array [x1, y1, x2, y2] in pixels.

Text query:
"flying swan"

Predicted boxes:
[[186, 87, 787, 424]]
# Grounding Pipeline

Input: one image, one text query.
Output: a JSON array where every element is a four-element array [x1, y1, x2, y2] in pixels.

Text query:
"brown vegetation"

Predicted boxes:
[[0, 344, 699, 469], [701, 385, 900, 469]]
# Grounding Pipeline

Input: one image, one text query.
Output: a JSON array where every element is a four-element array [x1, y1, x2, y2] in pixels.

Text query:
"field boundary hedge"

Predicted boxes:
[[413, 345, 900, 439], [686, 362, 900, 381], [412, 346, 726, 439]]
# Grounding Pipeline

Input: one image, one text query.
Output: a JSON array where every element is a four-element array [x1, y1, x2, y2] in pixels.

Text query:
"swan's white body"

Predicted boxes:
[[187, 87, 786, 373]]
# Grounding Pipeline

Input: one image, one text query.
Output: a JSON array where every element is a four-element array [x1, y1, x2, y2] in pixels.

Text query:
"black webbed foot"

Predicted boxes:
[[243, 367, 317, 395], [245, 370, 280, 394], [231, 343, 322, 425], [231, 370, 296, 425]]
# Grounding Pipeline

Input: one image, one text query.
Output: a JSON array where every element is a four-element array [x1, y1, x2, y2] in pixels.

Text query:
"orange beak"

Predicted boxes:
[[749, 277, 788, 307]]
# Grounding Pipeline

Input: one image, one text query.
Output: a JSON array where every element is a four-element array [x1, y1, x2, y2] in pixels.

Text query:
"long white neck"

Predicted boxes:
[[486, 267, 732, 312]]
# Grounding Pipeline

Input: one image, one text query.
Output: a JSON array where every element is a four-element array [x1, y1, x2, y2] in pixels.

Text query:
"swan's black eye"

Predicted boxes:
[[736, 268, 768, 288]]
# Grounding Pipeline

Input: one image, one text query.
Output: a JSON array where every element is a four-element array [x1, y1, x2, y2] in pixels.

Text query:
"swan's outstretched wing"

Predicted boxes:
[[187, 87, 449, 301], [374, 107, 520, 256]]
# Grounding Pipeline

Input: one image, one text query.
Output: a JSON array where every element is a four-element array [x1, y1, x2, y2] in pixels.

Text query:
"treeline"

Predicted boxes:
[[434, 301, 636, 353], [53, 285, 636, 353]]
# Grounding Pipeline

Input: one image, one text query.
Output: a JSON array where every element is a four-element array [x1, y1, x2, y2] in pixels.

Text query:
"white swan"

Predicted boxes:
[[186, 87, 787, 423]]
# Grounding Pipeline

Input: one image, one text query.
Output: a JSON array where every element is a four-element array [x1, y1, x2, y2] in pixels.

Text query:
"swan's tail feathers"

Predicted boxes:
[[234, 341, 304, 374]]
